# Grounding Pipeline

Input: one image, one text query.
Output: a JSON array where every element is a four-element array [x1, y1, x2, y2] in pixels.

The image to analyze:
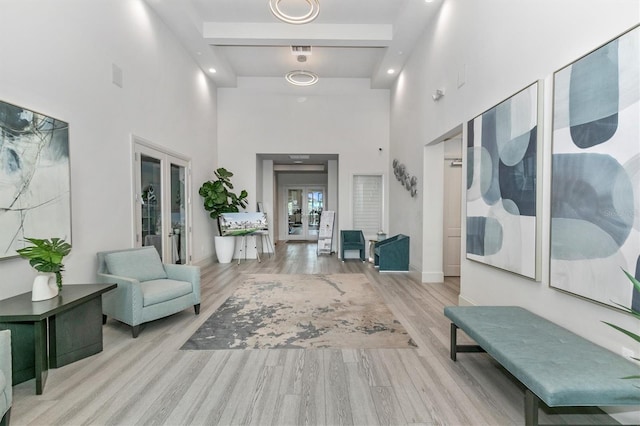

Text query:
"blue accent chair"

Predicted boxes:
[[374, 234, 410, 271], [97, 247, 201, 338], [0, 330, 11, 426], [340, 230, 366, 261]]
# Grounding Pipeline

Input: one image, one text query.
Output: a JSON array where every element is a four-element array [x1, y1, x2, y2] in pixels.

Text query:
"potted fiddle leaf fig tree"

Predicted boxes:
[[199, 167, 248, 263], [16, 237, 72, 301]]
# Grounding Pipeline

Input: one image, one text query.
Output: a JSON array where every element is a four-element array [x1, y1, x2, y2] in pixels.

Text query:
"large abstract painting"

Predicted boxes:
[[466, 82, 540, 279], [550, 25, 640, 310], [0, 100, 71, 259]]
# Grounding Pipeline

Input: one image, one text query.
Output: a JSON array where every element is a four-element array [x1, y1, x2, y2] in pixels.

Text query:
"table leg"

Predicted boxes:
[[34, 319, 48, 395], [0, 320, 48, 394], [49, 297, 103, 368]]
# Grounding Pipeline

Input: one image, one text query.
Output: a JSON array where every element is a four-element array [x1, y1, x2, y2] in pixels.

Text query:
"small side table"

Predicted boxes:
[[0, 283, 116, 394], [368, 239, 378, 263]]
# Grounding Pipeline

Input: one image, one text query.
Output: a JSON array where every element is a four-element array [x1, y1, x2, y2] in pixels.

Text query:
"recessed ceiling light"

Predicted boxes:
[[425, 0, 434, 2], [208, 68, 217, 73], [387, 69, 396, 74], [293, 160, 303, 164], [289, 154, 310, 160]]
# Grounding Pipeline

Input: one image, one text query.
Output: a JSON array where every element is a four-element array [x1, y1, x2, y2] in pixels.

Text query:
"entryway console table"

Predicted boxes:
[[0, 283, 116, 394]]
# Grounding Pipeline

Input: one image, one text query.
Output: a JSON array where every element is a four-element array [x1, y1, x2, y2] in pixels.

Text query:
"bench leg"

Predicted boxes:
[[449, 322, 485, 362], [450, 323, 458, 361], [525, 389, 539, 426]]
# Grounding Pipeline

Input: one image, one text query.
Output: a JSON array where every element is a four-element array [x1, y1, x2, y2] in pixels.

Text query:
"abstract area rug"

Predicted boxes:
[[181, 273, 416, 350]]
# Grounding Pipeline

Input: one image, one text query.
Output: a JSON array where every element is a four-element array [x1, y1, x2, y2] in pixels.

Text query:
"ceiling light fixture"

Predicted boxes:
[[208, 68, 217, 73], [285, 70, 319, 86], [387, 69, 395, 74], [269, 0, 320, 24]]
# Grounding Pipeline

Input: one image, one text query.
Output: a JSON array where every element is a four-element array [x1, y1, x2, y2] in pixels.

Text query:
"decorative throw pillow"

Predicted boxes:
[[105, 247, 167, 282]]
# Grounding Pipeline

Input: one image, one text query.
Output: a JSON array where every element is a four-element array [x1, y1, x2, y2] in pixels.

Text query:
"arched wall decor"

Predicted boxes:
[[392, 159, 418, 198]]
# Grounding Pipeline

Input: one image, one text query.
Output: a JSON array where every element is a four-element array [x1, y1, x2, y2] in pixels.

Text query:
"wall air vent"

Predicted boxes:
[[291, 46, 312, 56]]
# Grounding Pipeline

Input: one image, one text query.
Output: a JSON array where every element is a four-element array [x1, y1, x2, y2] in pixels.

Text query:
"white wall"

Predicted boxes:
[[0, 0, 218, 299], [217, 77, 390, 250], [391, 0, 639, 422]]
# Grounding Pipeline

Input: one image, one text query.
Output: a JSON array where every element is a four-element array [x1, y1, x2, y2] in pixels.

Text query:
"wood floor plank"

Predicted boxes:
[[296, 350, 325, 426], [345, 361, 381, 426], [324, 349, 354, 426]]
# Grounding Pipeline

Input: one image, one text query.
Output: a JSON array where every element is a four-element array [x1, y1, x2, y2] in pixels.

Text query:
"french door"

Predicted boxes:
[[133, 139, 191, 264], [286, 186, 325, 241]]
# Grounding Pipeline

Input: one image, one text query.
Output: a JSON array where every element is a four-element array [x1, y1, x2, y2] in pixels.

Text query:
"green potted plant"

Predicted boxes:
[[199, 167, 248, 263], [16, 237, 72, 301]]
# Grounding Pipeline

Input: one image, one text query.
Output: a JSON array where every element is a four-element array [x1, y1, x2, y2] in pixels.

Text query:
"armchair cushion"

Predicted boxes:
[[104, 247, 167, 282], [141, 279, 193, 307]]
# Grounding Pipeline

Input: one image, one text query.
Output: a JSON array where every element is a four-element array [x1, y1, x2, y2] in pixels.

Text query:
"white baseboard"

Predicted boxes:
[[457, 294, 476, 306], [193, 256, 215, 267], [421, 271, 444, 283]]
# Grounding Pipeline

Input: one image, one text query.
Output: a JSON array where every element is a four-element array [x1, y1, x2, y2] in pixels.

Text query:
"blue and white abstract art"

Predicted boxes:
[[551, 25, 640, 310], [466, 82, 540, 279], [0, 100, 71, 259]]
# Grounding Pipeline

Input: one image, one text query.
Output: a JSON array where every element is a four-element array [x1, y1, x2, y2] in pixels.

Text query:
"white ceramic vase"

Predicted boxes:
[[214, 236, 235, 263], [32, 272, 59, 301]]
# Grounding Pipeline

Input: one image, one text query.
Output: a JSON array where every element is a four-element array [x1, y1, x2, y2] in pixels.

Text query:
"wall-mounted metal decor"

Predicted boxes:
[[550, 25, 639, 310], [0, 100, 71, 259], [466, 81, 542, 280], [392, 159, 418, 198]]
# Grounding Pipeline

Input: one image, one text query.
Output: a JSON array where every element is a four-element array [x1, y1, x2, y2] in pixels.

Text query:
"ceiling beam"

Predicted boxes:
[[202, 23, 393, 47]]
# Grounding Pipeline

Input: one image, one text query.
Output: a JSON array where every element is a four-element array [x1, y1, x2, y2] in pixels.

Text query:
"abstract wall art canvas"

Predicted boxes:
[[466, 82, 541, 279], [0, 100, 71, 259], [550, 25, 640, 311]]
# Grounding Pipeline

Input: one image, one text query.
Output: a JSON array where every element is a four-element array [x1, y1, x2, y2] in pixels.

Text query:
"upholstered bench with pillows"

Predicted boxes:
[[444, 306, 640, 426], [97, 247, 201, 338], [0, 330, 11, 426]]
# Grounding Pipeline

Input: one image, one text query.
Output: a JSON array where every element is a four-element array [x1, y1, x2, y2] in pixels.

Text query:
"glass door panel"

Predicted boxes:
[[287, 189, 303, 236], [170, 162, 186, 264], [141, 154, 163, 257], [306, 189, 323, 238]]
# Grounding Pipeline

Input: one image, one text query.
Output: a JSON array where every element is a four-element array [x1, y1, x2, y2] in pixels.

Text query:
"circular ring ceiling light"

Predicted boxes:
[[269, 0, 320, 24], [285, 70, 319, 86]]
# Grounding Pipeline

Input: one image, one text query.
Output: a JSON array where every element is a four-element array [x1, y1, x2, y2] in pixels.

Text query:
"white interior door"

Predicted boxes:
[[443, 147, 462, 277], [133, 139, 191, 264]]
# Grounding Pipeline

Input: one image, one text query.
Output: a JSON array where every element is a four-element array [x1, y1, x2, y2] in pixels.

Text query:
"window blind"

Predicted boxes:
[[353, 175, 382, 237]]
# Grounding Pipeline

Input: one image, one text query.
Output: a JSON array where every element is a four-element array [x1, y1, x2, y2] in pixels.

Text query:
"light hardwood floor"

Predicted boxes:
[[11, 242, 618, 425]]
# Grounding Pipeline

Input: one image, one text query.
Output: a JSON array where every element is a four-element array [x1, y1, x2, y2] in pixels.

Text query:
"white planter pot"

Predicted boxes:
[[32, 272, 59, 301], [215, 236, 235, 263]]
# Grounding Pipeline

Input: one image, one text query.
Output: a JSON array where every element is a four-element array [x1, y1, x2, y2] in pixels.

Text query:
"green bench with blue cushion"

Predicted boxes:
[[444, 306, 640, 426]]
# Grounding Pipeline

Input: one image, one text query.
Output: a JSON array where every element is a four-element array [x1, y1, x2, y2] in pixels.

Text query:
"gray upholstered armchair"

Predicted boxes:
[[0, 330, 11, 426], [97, 247, 201, 338]]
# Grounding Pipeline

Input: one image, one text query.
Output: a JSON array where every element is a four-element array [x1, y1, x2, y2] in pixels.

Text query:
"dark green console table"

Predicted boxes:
[[0, 283, 116, 394]]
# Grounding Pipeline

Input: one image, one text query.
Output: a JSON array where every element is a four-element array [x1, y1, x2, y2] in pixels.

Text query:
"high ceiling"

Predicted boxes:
[[144, 0, 440, 89]]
